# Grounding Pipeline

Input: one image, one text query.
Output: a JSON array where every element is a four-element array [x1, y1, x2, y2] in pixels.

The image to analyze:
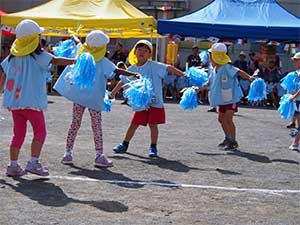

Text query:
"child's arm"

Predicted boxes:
[[110, 80, 124, 99], [238, 70, 254, 81], [167, 65, 185, 77], [292, 90, 300, 101], [114, 68, 139, 78], [0, 73, 6, 94], [195, 81, 210, 93], [50, 57, 76, 66]]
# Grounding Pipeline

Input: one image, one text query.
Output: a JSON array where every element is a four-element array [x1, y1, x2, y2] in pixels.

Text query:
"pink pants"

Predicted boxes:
[[66, 103, 103, 152], [11, 109, 46, 149]]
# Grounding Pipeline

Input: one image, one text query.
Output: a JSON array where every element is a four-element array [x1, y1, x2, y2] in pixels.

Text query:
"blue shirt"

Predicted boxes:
[[1, 51, 53, 110], [127, 61, 168, 108], [54, 57, 116, 111], [209, 64, 243, 107]]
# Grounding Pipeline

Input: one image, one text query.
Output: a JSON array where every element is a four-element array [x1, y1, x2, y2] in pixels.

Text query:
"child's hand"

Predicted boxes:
[[291, 94, 297, 101], [108, 93, 115, 99], [134, 73, 141, 79]]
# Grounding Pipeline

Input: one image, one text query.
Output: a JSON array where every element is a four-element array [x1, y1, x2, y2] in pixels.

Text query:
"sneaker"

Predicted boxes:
[[289, 128, 299, 138], [218, 138, 230, 149], [148, 146, 158, 157], [25, 161, 49, 176], [95, 154, 113, 168], [6, 164, 26, 177], [224, 141, 239, 151], [289, 144, 299, 151], [113, 143, 128, 153], [61, 154, 73, 165], [286, 123, 296, 129], [207, 107, 217, 112]]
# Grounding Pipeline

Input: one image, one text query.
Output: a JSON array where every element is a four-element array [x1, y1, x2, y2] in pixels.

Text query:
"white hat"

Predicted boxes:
[[86, 30, 109, 47], [208, 43, 227, 52], [239, 51, 246, 56], [291, 52, 300, 60], [134, 39, 153, 53], [15, 19, 44, 38]]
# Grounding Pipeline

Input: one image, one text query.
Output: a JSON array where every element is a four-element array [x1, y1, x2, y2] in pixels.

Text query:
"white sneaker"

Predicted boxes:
[[289, 144, 299, 151]]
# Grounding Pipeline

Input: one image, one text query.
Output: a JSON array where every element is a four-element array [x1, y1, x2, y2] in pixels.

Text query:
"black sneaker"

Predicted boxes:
[[218, 138, 229, 149], [224, 141, 239, 151], [207, 107, 217, 112]]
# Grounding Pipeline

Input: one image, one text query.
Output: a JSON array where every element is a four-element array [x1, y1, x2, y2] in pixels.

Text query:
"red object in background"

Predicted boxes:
[[0, 9, 15, 36]]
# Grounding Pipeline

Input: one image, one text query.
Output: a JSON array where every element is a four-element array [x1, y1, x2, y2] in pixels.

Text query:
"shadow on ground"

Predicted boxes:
[[0, 178, 128, 212]]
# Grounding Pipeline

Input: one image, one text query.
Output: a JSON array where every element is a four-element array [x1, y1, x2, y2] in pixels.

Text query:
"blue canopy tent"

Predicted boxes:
[[158, 0, 300, 41]]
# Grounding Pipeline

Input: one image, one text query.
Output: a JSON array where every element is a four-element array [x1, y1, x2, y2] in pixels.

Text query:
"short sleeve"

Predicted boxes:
[[102, 57, 117, 79], [34, 51, 53, 70], [226, 64, 239, 78], [0, 56, 9, 74]]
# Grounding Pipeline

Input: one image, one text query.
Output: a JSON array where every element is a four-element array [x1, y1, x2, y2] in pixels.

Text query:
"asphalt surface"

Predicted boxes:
[[0, 95, 299, 225]]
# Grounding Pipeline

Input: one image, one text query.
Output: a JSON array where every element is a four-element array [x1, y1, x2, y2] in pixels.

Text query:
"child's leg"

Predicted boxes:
[[124, 123, 139, 142], [10, 110, 27, 161], [66, 103, 85, 151], [88, 109, 103, 152], [28, 110, 47, 159], [149, 124, 158, 144], [218, 110, 235, 141]]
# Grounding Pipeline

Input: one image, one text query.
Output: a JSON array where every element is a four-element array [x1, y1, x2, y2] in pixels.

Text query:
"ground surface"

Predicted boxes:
[[0, 96, 299, 225]]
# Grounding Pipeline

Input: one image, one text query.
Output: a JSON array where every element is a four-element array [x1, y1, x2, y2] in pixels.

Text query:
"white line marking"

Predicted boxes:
[[46, 175, 300, 195]]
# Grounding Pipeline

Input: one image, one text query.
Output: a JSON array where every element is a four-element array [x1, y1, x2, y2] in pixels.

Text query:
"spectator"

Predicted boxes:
[[247, 52, 257, 75], [186, 45, 201, 68], [111, 42, 127, 65], [234, 51, 248, 71]]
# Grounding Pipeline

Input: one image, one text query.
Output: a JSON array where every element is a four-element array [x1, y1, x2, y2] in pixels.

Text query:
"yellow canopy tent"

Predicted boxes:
[[0, 0, 159, 38]]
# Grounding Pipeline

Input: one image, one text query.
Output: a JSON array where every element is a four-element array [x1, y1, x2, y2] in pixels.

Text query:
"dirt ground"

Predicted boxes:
[[0, 95, 299, 225]]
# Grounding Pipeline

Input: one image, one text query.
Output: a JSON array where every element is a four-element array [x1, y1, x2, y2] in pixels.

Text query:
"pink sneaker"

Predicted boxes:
[[6, 164, 26, 177], [95, 154, 113, 168], [25, 161, 49, 176]]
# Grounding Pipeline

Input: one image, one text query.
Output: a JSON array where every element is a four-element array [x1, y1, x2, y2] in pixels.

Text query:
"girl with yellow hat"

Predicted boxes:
[[0, 19, 76, 177], [197, 43, 253, 151], [54, 30, 137, 168]]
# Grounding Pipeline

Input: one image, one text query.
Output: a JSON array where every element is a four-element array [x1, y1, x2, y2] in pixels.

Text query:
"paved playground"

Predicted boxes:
[[0, 95, 299, 225]]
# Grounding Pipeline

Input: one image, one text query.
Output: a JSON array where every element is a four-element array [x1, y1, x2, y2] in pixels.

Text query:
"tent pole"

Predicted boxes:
[[155, 36, 158, 61]]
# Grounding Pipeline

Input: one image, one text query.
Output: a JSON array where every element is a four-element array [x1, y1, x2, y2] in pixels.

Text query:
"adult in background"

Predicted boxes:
[[111, 42, 127, 65], [186, 45, 201, 68]]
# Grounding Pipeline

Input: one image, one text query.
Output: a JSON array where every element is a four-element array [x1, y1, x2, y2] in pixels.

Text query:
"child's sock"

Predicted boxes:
[[122, 141, 129, 147], [30, 157, 39, 164], [150, 143, 157, 148], [96, 150, 103, 157], [64, 149, 73, 156], [9, 160, 19, 167], [227, 135, 236, 143]]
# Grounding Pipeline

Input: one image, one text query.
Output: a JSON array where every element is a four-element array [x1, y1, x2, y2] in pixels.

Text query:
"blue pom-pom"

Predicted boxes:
[[199, 50, 210, 65], [104, 91, 113, 112], [64, 52, 96, 90], [280, 72, 297, 93], [179, 87, 198, 110], [247, 78, 267, 102], [185, 67, 208, 87], [278, 94, 296, 120], [123, 77, 154, 112], [53, 39, 77, 58]]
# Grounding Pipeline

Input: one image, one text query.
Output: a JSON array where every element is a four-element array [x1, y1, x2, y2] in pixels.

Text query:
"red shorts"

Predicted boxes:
[[218, 103, 238, 113], [131, 107, 166, 126]]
